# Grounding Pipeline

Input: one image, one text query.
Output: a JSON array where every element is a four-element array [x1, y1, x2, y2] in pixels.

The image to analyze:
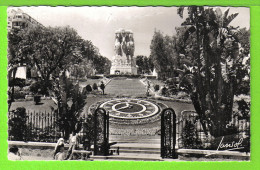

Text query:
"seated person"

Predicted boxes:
[[54, 144, 66, 160], [53, 138, 65, 159], [8, 145, 22, 160], [65, 131, 79, 160]]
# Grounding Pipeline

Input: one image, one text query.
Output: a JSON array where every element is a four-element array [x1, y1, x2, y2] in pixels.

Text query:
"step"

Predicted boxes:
[[109, 138, 161, 143], [90, 154, 163, 161], [117, 149, 160, 154], [110, 143, 160, 151], [109, 135, 161, 140]]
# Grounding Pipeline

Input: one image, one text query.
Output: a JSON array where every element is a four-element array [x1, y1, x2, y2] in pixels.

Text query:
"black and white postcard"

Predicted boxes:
[[7, 6, 250, 161]]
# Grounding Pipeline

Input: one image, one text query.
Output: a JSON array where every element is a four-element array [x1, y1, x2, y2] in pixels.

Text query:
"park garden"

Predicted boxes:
[[7, 7, 250, 160]]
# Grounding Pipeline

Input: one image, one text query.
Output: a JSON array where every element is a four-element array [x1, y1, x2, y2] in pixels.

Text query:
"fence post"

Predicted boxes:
[[161, 108, 177, 159]]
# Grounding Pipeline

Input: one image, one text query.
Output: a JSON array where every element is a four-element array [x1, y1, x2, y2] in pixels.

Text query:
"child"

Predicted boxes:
[[54, 144, 66, 160], [53, 138, 65, 159]]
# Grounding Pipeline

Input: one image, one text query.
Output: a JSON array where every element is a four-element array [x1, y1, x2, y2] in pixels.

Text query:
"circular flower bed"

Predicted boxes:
[[87, 98, 168, 125]]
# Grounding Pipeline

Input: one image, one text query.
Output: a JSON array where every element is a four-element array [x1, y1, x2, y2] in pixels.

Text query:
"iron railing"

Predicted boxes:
[[8, 110, 59, 143], [176, 110, 250, 150]]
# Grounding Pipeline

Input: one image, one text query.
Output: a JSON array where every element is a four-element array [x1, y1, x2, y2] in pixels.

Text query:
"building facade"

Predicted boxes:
[[8, 8, 44, 80], [7, 8, 43, 31]]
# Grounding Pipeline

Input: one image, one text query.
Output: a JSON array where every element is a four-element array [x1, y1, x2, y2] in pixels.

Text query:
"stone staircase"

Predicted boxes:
[[90, 135, 164, 161]]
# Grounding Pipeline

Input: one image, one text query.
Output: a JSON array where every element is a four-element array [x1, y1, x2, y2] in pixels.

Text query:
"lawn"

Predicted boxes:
[[9, 99, 57, 113], [105, 78, 147, 97]]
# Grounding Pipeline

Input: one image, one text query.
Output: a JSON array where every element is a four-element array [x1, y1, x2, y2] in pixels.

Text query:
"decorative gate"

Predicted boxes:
[[161, 108, 177, 158], [94, 108, 109, 155]]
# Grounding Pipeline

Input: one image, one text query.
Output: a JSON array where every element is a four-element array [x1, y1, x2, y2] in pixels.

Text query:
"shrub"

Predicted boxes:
[[29, 81, 51, 95], [25, 79, 34, 86], [92, 83, 98, 90], [11, 86, 26, 99], [107, 74, 141, 78], [161, 86, 167, 96], [8, 107, 27, 141], [165, 78, 178, 95], [181, 120, 202, 149], [9, 78, 26, 88], [13, 91, 26, 99], [88, 76, 101, 79], [154, 84, 160, 91], [145, 76, 157, 79], [30, 81, 41, 94], [22, 86, 31, 95], [235, 99, 250, 120], [235, 81, 250, 95], [86, 84, 92, 92]]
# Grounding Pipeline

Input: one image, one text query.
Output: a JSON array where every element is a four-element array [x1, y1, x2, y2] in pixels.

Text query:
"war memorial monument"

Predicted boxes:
[[110, 29, 137, 75]]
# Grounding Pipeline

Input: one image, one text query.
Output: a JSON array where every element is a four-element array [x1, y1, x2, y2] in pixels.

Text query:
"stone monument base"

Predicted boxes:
[[110, 65, 137, 75]]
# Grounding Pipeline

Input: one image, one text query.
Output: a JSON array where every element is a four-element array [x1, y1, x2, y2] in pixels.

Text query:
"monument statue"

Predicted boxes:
[[110, 29, 137, 75]]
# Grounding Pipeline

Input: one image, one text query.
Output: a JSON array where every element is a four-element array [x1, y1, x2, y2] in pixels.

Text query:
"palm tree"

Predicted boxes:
[[177, 7, 244, 137]]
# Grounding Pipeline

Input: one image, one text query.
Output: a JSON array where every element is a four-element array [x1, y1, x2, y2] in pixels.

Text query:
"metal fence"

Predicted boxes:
[[8, 110, 60, 143], [176, 110, 250, 149], [8, 109, 250, 150]]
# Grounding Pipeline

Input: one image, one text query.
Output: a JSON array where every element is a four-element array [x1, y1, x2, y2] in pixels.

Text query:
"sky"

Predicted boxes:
[[8, 6, 250, 60]]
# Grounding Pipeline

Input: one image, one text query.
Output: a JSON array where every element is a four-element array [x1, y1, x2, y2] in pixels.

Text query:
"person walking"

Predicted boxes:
[[100, 81, 105, 95]]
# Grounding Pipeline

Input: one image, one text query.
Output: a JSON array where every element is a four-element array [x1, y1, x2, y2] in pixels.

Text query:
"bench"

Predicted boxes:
[[92, 142, 119, 155], [108, 142, 119, 155], [109, 147, 119, 155]]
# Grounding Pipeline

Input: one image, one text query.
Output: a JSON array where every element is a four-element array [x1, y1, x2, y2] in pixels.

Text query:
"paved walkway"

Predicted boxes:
[[105, 78, 147, 97]]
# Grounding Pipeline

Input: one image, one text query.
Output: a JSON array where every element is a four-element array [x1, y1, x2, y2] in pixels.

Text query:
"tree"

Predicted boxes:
[[52, 71, 86, 139], [70, 64, 86, 79], [8, 26, 91, 139], [177, 7, 249, 137], [136, 55, 154, 74], [10, 26, 83, 85], [92, 55, 111, 74], [8, 28, 27, 109], [235, 28, 250, 95], [150, 31, 168, 75], [136, 55, 145, 74], [150, 31, 178, 79], [163, 35, 178, 69], [8, 26, 90, 107]]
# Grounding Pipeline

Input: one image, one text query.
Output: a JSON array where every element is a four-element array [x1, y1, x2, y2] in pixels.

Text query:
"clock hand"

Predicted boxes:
[[117, 102, 130, 110], [117, 105, 128, 110]]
